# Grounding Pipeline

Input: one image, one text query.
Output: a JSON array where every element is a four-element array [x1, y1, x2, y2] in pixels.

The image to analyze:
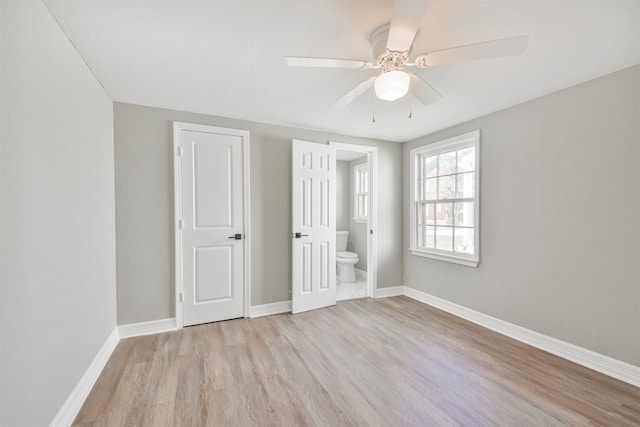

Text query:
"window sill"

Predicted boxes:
[[409, 248, 479, 268]]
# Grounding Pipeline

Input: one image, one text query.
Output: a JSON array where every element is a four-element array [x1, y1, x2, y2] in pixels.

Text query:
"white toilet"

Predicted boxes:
[[336, 230, 359, 283]]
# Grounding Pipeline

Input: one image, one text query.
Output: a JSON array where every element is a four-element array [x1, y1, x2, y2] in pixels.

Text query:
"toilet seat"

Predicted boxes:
[[337, 251, 358, 259]]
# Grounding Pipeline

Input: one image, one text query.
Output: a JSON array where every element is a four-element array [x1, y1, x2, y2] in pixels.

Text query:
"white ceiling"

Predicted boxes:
[[44, 1, 639, 143]]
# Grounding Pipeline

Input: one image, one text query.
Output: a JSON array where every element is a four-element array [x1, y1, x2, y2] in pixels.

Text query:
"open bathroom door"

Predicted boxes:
[[291, 140, 336, 314]]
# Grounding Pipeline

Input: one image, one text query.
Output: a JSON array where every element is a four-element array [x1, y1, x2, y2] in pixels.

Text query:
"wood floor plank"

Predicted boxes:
[[74, 297, 640, 426]]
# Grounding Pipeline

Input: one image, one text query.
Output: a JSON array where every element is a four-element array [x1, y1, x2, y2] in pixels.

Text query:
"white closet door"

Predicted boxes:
[[176, 124, 246, 326]]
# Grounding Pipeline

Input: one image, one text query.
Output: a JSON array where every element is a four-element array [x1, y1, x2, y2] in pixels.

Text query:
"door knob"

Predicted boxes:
[[292, 232, 309, 239], [228, 233, 243, 240]]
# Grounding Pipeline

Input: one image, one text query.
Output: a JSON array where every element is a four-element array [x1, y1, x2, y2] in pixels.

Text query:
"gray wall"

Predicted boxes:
[[349, 156, 369, 270], [114, 103, 403, 324], [0, 2, 117, 425], [336, 160, 350, 231], [403, 65, 640, 366]]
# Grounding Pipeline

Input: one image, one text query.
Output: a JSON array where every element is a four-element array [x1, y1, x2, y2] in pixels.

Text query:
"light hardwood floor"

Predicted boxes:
[[74, 297, 639, 426]]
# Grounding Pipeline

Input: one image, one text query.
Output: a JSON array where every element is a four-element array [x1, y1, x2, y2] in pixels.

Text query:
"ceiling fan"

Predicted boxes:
[[285, 1, 528, 109]]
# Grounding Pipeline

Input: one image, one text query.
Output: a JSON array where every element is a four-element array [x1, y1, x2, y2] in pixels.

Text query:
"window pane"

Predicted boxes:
[[438, 175, 455, 199], [358, 194, 366, 218], [436, 226, 453, 251], [436, 203, 453, 225], [363, 194, 368, 217], [423, 178, 437, 200], [456, 172, 475, 198], [362, 170, 368, 192], [425, 226, 435, 249], [438, 151, 456, 175], [422, 155, 437, 178], [454, 202, 474, 227], [423, 202, 435, 225], [457, 147, 475, 173], [454, 228, 474, 255]]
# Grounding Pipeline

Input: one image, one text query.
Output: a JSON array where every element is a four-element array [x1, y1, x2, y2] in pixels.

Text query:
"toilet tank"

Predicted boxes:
[[336, 230, 349, 251]]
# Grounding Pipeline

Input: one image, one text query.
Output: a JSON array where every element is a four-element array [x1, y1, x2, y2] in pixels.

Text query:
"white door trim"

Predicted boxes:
[[329, 142, 378, 298], [173, 121, 251, 329]]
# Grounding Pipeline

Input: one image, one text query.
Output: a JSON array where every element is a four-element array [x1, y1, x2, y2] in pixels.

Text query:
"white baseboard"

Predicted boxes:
[[118, 318, 177, 339], [250, 300, 292, 318], [402, 286, 640, 388], [49, 327, 119, 427], [374, 286, 404, 298]]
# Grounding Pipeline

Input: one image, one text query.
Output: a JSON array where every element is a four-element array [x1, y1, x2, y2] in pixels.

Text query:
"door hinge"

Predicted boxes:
[[179, 292, 184, 302], [370, 229, 373, 235], [178, 219, 184, 229], [177, 146, 183, 157]]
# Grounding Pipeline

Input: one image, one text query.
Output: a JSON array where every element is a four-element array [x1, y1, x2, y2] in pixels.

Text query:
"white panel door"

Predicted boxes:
[[291, 140, 336, 313], [177, 125, 246, 326]]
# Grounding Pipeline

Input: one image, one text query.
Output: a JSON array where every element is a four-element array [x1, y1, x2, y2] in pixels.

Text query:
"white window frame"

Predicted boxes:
[[353, 162, 368, 223], [409, 130, 480, 267]]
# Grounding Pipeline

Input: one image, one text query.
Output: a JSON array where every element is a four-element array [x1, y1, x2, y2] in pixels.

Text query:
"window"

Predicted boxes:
[[409, 130, 480, 267], [353, 162, 368, 222]]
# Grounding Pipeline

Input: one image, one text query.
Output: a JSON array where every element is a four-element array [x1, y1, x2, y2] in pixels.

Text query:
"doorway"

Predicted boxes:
[[290, 140, 377, 314], [332, 142, 378, 301]]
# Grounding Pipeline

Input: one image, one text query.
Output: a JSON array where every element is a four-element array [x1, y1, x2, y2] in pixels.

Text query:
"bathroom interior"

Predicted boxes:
[[335, 149, 370, 301]]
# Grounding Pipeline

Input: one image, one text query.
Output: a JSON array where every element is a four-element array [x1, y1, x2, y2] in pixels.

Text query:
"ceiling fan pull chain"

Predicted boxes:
[[372, 91, 376, 123]]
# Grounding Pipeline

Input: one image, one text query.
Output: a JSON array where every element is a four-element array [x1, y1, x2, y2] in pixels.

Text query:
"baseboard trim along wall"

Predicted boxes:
[[51, 319, 177, 425], [398, 286, 640, 388], [250, 300, 292, 318], [118, 318, 178, 339], [50, 328, 120, 427], [373, 286, 405, 298]]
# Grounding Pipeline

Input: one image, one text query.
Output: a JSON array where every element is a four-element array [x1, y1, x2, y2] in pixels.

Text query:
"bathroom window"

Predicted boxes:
[[353, 162, 368, 223], [409, 130, 480, 267]]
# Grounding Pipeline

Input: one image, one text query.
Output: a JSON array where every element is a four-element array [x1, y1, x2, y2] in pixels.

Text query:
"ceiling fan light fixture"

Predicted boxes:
[[374, 70, 410, 101]]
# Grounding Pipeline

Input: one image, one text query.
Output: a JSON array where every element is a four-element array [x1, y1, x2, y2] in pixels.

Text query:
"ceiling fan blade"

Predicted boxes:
[[409, 73, 442, 106], [285, 56, 370, 69], [330, 77, 377, 108], [387, 0, 430, 52], [414, 35, 529, 68]]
